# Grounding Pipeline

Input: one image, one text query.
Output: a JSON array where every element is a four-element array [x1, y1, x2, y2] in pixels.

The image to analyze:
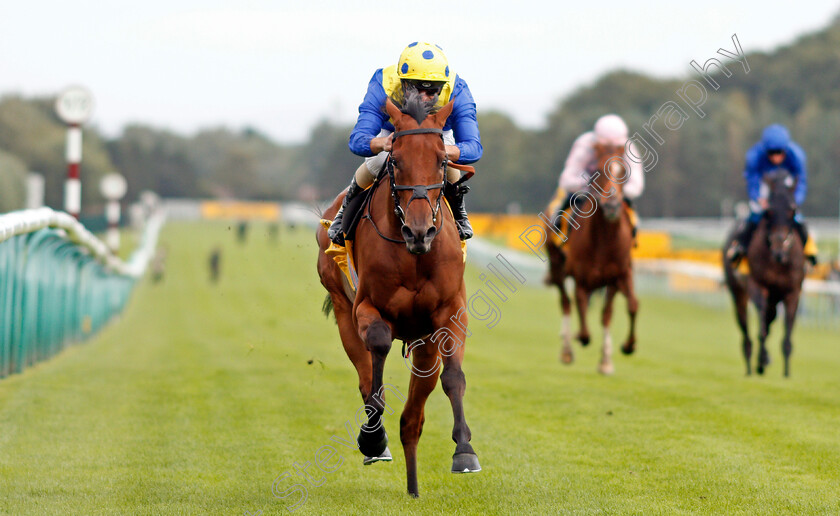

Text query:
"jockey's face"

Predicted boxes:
[[404, 80, 442, 102], [767, 149, 786, 165], [417, 89, 439, 102]]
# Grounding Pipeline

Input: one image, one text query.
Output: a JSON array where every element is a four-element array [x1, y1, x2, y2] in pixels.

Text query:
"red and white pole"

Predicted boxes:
[[55, 86, 93, 218], [64, 124, 83, 218]]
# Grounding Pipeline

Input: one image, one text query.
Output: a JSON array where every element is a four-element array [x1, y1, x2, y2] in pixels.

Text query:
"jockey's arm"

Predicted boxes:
[[789, 143, 808, 206], [559, 132, 595, 192], [348, 69, 389, 157], [743, 145, 763, 203], [622, 142, 645, 199], [448, 79, 482, 164]]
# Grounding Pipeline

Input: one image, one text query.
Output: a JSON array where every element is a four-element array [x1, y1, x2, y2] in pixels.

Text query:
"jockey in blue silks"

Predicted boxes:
[[726, 124, 817, 265], [327, 42, 482, 246]]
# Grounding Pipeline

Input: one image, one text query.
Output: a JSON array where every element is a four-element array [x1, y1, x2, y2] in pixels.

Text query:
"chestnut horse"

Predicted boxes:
[[316, 95, 479, 497], [723, 170, 805, 377], [544, 143, 639, 374]]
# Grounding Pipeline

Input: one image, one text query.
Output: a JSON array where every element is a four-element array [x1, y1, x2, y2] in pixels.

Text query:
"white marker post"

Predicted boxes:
[[100, 173, 127, 253], [55, 86, 94, 218], [26, 173, 45, 209]]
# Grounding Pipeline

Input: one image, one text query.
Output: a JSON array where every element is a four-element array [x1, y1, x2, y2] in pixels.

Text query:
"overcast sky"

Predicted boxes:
[[2, 1, 838, 143]]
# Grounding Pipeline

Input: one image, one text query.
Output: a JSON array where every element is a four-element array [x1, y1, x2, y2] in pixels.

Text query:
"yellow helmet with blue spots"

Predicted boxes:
[[397, 42, 450, 83]]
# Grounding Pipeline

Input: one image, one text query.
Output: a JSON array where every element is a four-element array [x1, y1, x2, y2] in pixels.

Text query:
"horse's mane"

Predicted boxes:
[[389, 84, 439, 125]]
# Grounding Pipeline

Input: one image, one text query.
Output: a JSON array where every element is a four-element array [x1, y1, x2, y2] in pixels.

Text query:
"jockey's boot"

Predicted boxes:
[[552, 194, 575, 252], [444, 182, 473, 240], [328, 177, 363, 246], [624, 199, 639, 246], [795, 218, 818, 265], [726, 219, 758, 265]]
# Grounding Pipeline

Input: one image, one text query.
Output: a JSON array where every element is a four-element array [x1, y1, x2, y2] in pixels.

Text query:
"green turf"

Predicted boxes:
[[1, 221, 838, 515]]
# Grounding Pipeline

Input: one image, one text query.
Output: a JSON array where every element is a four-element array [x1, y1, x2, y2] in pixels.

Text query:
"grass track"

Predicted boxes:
[[1, 221, 839, 515]]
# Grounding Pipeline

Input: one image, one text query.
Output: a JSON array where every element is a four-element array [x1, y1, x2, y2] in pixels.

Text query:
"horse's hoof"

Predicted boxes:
[[577, 335, 591, 347], [408, 491, 419, 499], [363, 446, 393, 465], [598, 362, 614, 375], [560, 349, 573, 364], [451, 452, 481, 473], [756, 365, 765, 375], [358, 430, 388, 458], [621, 340, 635, 355]]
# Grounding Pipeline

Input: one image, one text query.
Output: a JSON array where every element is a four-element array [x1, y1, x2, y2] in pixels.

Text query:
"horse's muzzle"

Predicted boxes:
[[401, 224, 437, 254], [603, 199, 622, 221]]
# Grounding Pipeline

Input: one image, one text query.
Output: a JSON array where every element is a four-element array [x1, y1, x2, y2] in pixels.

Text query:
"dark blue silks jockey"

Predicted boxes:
[[727, 124, 817, 265], [327, 42, 482, 246]]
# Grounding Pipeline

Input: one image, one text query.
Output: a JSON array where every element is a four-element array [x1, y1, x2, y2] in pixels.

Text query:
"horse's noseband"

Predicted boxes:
[[387, 128, 447, 226]]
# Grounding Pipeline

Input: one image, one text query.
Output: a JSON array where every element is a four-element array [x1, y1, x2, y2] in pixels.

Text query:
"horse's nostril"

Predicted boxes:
[[425, 226, 437, 240], [401, 225, 414, 242]]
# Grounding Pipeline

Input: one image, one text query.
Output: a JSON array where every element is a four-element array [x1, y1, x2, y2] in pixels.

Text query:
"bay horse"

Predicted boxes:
[[316, 94, 479, 497], [544, 143, 639, 374], [723, 170, 805, 377]]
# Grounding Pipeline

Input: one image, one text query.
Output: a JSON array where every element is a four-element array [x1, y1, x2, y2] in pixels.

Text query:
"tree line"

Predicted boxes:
[[1, 16, 839, 217]]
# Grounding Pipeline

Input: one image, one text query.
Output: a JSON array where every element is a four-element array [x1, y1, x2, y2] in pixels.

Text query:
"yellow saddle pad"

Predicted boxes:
[[321, 219, 358, 291]]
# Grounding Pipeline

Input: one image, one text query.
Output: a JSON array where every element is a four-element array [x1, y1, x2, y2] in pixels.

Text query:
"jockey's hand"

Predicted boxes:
[[370, 135, 393, 154], [758, 198, 769, 210], [445, 145, 461, 162]]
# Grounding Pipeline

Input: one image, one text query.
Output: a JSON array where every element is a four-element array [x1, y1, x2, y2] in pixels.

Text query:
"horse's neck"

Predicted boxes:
[[580, 204, 625, 235], [368, 178, 399, 234]]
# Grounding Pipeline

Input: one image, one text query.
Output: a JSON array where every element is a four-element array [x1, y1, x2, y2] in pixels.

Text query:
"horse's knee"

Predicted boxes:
[[440, 367, 465, 397], [365, 320, 392, 356]]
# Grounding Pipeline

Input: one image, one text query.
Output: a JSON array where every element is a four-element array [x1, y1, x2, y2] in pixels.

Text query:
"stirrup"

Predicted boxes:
[[455, 220, 473, 241], [327, 211, 345, 246]]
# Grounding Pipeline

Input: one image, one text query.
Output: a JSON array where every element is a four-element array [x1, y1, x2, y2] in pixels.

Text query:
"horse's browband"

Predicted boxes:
[[392, 128, 443, 139]]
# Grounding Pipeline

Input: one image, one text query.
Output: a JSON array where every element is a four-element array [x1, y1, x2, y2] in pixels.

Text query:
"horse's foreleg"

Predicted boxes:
[[432, 308, 480, 476], [598, 286, 617, 375], [756, 291, 776, 375], [617, 274, 639, 355], [781, 290, 800, 378], [355, 300, 392, 458], [574, 285, 591, 346], [399, 338, 441, 498], [727, 276, 753, 375], [559, 280, 574, 364], [332, 292, 373, 399]]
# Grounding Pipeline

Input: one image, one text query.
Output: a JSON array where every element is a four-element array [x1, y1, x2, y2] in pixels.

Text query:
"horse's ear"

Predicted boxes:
[[433, 98, 455, 128], [385, 98, 402, 126]]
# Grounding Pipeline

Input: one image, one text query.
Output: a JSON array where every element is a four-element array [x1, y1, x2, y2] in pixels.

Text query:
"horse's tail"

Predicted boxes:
[[321, 294, 335, 321]]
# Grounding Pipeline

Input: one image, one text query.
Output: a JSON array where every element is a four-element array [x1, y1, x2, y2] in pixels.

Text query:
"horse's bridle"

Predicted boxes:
[[386, 127, 447, 228]]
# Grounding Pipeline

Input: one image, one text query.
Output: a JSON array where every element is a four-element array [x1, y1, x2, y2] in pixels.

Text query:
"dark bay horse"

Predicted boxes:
[[316, 95, 479, 497], [544, 143, 639, 374], [723, 170, 805, 377]]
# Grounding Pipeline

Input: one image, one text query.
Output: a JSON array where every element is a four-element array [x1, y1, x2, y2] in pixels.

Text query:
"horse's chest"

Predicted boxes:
[[752, 268, 801, 292], [385, 283, 441, 317]]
